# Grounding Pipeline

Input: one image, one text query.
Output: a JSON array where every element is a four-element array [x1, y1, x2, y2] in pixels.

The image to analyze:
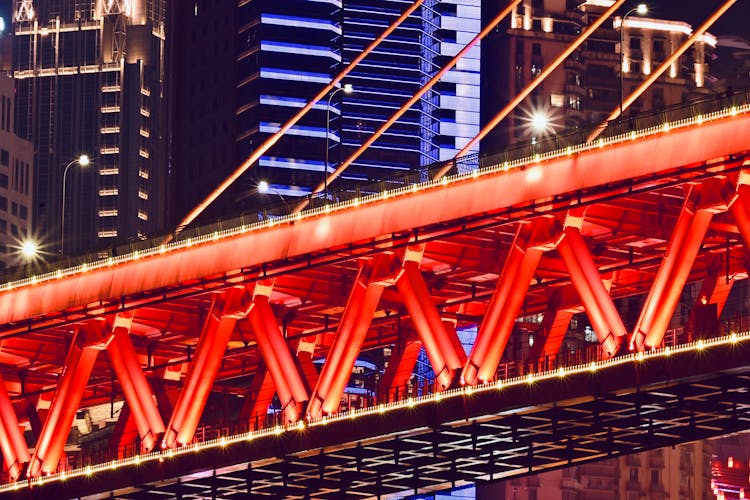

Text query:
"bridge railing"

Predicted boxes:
[[2, 88, 750, 286]]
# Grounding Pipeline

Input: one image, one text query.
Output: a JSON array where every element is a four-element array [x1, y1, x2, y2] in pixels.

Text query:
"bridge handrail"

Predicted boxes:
[[1, 88, 750, 288], [4, 325, 747, 489]]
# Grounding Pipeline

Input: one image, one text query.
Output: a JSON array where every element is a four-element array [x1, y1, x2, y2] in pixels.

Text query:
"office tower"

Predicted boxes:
[[171, 0, 481, 224], [0, 73, 33, 269], [12, 0, 168, 254], [481, 0, 715, 152]]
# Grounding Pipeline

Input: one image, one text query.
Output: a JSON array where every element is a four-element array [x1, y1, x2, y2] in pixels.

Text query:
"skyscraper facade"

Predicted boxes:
[[171, 0, 481, 224], [11, 0, 168, 254]]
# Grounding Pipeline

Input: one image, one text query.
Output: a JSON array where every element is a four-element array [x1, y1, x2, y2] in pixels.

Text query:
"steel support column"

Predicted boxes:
[[296, 338, 320, 390], [248, 283, 309, 424], [556, 218, 626, 357], [106, 314, 165, 453], [396, 248, 465, 390], [28, 324, 102, 477], [0, 371, 29, 481], [462, 221, 548, 385], [631, 184, 725, 350], [307, 255, 395, 419], [163, 287, 250, 448], [377, 331, 423, 403]]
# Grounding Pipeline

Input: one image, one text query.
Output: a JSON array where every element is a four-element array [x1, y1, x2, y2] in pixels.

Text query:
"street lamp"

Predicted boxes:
[[60, 154, 90, 254], [20, 240, 38, 260], [619, 4, 648, 118], [324, 83, 353, 202]]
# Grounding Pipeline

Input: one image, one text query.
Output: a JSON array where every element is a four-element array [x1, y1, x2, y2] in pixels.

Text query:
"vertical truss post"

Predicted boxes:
[[248, 282, 309, 424], [0, 372, 29, 481], [240, 364, 275, 431], [308, 255, 396, 419], [163, 287, 251, 448], [296, 337, 320, 390], [462, 220, 549, 385], [526, 287, 576, 363], [395, 246, 465, 389], [729, 172, 750, 264], [105, 313, 165, 453], [28, 323, 102, 477], [376, 329, 423, 403], [631, 182, 727, 350], [556, 215, 626, 357]]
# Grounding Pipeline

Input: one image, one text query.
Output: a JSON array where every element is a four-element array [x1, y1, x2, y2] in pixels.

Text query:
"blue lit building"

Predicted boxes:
[[172, 0, 481, 222]]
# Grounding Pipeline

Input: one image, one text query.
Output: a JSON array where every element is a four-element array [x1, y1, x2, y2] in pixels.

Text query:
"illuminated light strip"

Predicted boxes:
[[0, 103, 749, 292], [2, 330, 747, 492]]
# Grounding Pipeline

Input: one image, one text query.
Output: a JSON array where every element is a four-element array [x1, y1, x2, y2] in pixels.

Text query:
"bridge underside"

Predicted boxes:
[[0, 102, 749, 493], [14, 336, 750, 499]]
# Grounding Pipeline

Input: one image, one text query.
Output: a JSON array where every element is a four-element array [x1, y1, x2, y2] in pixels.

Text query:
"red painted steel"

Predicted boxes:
[[163, 287, 250, 448], [462, 221, 547, 385], [307, 256, 394, 419], [396, 260, 465, 389], [0, 372, 29, 481], [105, 315, 165, 453], [556, 226, 625, 356], [240, 365, 275, 431], [377, 335, 423, 403], [173, 0, 426, 236], [2, 114, 750, 328], [248, 293, 309, 424], [28, 325, 101, 477], [631, 185, 723, 350]]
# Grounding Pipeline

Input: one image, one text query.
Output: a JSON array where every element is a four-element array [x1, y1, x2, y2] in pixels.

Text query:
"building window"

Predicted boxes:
[[629, 467, 638, 481], [551, 94, 565, 108], [0, 149, 8, 166], [0, 220, 6, 234], [650, 469, 659, 486], [630, 37, 641, 50], [11, 202, 17, 216], [532, 43, 542, 56], [0, 197, 6, 211], [19, 205, 27, 220], [10, 224, 18, 237]]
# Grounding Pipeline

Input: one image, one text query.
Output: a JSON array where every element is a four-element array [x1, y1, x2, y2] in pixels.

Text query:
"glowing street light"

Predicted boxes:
[[620, 4, 648, 117], [60, 154, 91, 254], [20, 240, 38, 260], [531, 112, 551, 133], [324, 84, 354, 202]]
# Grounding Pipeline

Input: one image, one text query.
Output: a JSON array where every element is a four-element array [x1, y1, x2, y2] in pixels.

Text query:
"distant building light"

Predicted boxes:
[[0, 17, 5, 32]]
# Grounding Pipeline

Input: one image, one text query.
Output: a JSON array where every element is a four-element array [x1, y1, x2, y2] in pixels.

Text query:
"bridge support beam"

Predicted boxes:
[[396, 246, 465, 390], [631, 183, 727, 350], [0, 371, 29, 481], [556, 217, 625, 357], [377, 330, 423, 403], [526, 287, 576, 364], [248, 282, 309, 424], [462, 220, 549, 385], [28, 323, 102, 477], [163, 287, 250, 448], [240, 364, 275, 431], [296, 338, 320, 390], [106, 313, 165, 453], [307, 255, 394, 419]]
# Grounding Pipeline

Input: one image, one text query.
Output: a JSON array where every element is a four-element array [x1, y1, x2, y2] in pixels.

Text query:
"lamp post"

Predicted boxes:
[[60, 154, 90, 254], [619, 4, 648, 118], [324, 83, 353, 202]]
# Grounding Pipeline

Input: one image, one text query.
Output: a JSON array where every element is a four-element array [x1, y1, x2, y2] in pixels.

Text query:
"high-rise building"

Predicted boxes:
[[171, 0, 481, 225], [481, 0, 715, 152], [0, 73, 33, 269], [11, 0, 168, 254]]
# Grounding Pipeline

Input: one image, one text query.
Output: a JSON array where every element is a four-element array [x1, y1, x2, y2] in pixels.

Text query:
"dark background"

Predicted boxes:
[[0, 1, 747, 39]]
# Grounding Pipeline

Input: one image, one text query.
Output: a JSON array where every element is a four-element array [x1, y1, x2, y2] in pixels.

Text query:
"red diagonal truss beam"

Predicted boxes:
[[0, 371, 29, 481], [307, 255, 396, 419], [462, 219, 551, 385], [163, 287, 250, 448]]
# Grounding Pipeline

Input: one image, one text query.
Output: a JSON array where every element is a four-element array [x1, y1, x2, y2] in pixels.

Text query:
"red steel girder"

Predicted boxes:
[[307, 254, 397, 419], [28, 323, 102, 477], [163, 287, 250, 448], [248, 284, 309, 424], [631, 181, 730, 351], [556, 216, 625, 357], [0, 371, 29, 481], [105, 313, 165, 453], [396, 247, 465, 390], [462, 219, 552, 385]]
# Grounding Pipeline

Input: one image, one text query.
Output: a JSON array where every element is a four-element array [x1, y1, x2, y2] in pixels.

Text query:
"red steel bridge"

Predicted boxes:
[[0, 93, 749, 498]]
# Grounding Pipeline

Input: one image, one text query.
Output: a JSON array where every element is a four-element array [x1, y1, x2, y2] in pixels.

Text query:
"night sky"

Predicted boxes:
[[0, 1, 747, 37]]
